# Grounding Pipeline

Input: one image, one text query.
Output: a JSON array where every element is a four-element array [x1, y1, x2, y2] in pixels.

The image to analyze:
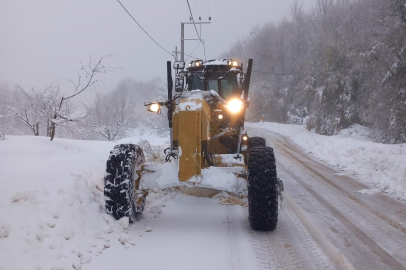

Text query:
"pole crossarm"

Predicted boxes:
[[180, 21, 210, 63]]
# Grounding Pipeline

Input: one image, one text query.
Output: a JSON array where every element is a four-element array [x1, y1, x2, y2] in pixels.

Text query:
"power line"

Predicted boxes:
[[194, 0, 200, 17], [202, 41, 207, 61], [186, 42, 201, 61], [206, 0, 212, 60], [252, 70, 376, 76], [117, 0, 173, 58], [186, 0, 206, 60], [184, 52, 199, 60], [194, 0, 205, 59], [186, 0, 202, 41]]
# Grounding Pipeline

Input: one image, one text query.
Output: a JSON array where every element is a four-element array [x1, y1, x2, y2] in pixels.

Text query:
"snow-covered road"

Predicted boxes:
[[90, 127, 406, 270], [249, 127, 406, 270], [1, 124, 406, 270]]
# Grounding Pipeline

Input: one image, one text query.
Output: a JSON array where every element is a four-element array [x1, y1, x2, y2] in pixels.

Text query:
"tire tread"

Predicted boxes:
[[104, 144, 145, 223], [248, 146, 278, 231]]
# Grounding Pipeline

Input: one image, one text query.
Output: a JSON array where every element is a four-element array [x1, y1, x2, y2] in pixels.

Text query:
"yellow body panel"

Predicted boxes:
[[207, 120, 228, 154], [174, 97, 210, 181], [172, 94, 247, 182]]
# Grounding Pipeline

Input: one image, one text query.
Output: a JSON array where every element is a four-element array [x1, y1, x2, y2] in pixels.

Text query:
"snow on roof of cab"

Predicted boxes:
[[203, 59, 233, 66]]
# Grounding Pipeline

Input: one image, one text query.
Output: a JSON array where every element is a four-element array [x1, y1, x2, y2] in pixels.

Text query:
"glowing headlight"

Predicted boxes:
[[228, 60, 239, 67], [226, 99, 244, 113], [190, 60, 203, 68], [218, 114, 224, 120], [149, 103, 160, 113], [242, 135, 248, 141]]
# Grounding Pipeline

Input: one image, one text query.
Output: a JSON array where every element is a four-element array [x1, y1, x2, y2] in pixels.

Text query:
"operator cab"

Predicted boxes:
[[184, 59, 243, 100]]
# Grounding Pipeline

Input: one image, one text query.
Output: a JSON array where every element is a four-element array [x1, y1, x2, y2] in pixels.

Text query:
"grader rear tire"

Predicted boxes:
[[104, 144, 145, 222], [249, 137, 266, 149], [248, 146, 278, 231]]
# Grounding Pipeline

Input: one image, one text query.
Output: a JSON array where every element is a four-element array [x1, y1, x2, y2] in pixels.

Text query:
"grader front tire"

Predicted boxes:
[[104, 144, 145, 223]]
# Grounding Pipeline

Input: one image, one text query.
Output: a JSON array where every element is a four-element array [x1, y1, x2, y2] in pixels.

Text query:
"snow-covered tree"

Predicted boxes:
[[47, 55, 116, 141], [0, 83, 9, 140], [222, 0, 406, 143], [3, 85, 50, 136]]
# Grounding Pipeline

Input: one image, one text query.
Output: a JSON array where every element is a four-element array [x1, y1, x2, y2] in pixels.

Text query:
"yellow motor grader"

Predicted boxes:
[[104, 59, 283, 231]]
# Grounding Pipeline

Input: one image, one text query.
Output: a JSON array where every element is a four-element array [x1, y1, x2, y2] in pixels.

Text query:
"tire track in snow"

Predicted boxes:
[[225, 206, 239, 270], [272, 132, 406, 236], [250, 127, 406, 269], [246, 202, 333, 270], [246, 219, 276, 270], [281, 164, 406, 270]]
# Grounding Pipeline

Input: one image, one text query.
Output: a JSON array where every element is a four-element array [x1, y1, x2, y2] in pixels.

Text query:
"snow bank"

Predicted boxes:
[[247, 122, 406, 201], [0, 136, 170, 270], [118, 128, 170, 147]]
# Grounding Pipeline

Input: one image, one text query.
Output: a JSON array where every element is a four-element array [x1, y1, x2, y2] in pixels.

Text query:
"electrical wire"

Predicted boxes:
[[117, 0, 174, 58], [202, 41, 207, 61], [186, 0, 202, 41], [194, 0, 200, 18], [186, 42, 201, 61], [206, 0, 212, 60], [194, 0, 207, 60], [252, 70, 375, 76], [186, 0, 207, 60], [184, 52, 199, 60]]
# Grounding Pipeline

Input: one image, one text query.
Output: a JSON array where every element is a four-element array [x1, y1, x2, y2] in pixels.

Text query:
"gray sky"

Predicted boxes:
[[0, 0, 316, 93]]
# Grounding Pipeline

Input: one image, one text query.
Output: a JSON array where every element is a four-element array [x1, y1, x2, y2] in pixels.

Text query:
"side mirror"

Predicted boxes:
[[173, 61, 185, 70], [175, 74, 184, 92]]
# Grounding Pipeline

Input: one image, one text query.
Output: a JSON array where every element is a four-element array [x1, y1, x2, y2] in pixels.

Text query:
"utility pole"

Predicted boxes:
[[180, 19, 211, 63], [173, 46, 180, 62]]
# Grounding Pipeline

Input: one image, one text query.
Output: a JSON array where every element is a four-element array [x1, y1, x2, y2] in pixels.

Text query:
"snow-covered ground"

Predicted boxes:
[[247, 122, 406, 201], [0, 132, 171, 270], [1, 122, 405, 269]]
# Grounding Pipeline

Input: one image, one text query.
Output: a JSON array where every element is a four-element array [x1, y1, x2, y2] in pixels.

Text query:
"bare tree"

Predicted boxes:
[[0, 83, 9, 140], [48, 55, 116, 141], [3, 85, 52, 136], [80, 93, 137, 141]]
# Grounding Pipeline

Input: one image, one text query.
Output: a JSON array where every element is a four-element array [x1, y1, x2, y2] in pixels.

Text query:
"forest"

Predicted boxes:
[[223, 0, 406, 143]]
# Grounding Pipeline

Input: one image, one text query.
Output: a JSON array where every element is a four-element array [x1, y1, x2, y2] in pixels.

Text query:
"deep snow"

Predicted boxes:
[[0, 133, 171, 270]]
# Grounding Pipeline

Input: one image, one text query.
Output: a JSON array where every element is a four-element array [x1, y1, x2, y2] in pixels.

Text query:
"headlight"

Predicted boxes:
[[228, 60, 239, 67], [189, 60, 203, 69], [226, 99, 244, 113], [148, 103, 161, 113]]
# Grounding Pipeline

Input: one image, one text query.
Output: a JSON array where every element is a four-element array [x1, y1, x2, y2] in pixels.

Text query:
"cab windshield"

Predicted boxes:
[[190, 72, 238, 100]]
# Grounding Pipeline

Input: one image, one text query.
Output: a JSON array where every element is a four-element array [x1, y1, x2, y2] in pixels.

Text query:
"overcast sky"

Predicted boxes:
[[0, 0, 316, 94]]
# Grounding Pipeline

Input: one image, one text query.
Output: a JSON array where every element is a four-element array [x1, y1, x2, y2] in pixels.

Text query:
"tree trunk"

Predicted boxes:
[[34, 122, 39, 136], [49, 113, 57, 141], [47, 119, 50, 137], [49, 122, 55, 141]]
